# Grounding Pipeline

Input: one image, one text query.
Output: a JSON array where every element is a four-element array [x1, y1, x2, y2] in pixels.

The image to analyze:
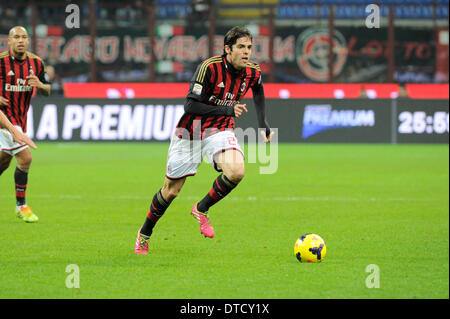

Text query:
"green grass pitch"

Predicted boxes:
[[0, 143, 448, 299]]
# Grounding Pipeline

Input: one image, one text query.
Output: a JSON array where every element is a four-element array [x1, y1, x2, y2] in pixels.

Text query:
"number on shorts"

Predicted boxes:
[[227, 137, 236, 146]]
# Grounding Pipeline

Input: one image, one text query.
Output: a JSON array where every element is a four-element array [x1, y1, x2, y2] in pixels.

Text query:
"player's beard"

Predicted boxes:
[[13, 48, 26, 59]]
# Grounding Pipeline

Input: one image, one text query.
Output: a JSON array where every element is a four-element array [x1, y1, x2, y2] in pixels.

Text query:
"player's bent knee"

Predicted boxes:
[[23, 156, 32, 166], [16, 150, 32, 169], [226, 166, 245, 184], [17, 159, 32, 171]]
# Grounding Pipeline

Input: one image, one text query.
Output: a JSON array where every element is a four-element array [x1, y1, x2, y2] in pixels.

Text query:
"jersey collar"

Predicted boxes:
[[222, 54, 244, 77]]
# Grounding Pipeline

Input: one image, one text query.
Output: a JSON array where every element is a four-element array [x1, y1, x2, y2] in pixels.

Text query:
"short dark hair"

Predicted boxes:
[[223, 26, 252, 55]]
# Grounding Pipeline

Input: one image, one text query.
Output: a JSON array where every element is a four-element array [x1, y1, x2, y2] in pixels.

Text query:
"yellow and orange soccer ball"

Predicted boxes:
[[294, 233, 327, 263]]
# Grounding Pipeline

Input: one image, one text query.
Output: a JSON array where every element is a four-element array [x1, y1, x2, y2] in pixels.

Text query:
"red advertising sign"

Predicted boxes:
[[405, 84, 449, 99], [63, 83, 448, 99]]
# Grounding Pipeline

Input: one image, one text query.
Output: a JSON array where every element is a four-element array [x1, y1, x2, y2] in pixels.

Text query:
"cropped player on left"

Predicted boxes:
[[0, 26, 51, 222], [0, 110, 36, 150]]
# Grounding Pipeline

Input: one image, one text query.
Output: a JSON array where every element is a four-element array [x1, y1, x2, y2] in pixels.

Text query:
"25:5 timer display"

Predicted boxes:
[[398, 111, 449, 135]]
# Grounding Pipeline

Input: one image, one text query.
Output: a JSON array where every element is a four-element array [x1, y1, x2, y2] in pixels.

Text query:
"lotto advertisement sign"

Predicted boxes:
[[26, 98, 448, 143]]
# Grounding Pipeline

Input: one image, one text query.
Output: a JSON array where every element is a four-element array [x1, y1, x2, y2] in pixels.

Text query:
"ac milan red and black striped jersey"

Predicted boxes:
[[176, 54, 263, 139], [0, 50, 49, 132]]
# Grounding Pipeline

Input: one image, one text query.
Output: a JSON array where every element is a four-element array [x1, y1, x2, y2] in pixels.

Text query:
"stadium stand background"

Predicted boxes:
[[0, 0, 448, 94]]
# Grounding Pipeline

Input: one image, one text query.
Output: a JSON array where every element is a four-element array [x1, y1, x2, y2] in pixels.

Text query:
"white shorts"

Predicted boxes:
[[0, 126, 28, 156], [166, 130, 244, 180]]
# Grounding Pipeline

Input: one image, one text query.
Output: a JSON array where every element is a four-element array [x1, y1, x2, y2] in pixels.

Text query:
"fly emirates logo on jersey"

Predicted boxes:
[[208, 92, 237, 107], [5, 78, 33, 92]]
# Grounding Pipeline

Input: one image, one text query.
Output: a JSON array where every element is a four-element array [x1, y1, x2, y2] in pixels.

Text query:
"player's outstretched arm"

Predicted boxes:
[[0, 109, 37, 149]]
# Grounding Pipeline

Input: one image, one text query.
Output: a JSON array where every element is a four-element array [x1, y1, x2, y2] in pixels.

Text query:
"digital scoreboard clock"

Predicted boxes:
[[398, 111, 449, 135], [396, 99, 449, 143]]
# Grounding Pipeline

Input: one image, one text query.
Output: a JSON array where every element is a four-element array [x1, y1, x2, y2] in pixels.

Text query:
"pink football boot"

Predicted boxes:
[[191, 203, 215, 238], [134, 228, 150, 255]]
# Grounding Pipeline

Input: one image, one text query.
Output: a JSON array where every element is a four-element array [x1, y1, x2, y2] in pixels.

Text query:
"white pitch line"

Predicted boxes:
[[0, 194, 441, 202]]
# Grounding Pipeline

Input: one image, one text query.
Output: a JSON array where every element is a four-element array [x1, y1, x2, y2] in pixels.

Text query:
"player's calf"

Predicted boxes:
[[135, 178, 186, 254], [15, 148, 32, 170], [14, 167, 28, 206], [140, 188, 171, 237], [197, 173, 238, 213]]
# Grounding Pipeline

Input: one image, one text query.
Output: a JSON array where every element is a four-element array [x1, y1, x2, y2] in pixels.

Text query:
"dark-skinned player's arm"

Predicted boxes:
[[27, 74, 50, 96], [251, 76, 274, 143], [27, 61, 51, 96]]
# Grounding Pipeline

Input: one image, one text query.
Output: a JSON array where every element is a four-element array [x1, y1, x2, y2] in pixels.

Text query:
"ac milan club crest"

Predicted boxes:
[[240, 81, 246, 92], [296, 27, 348, 82]]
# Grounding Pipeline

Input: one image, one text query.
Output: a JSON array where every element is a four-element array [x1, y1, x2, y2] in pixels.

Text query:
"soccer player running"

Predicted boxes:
[[0, 26, 51, 222], [135, 26, 274, 254]]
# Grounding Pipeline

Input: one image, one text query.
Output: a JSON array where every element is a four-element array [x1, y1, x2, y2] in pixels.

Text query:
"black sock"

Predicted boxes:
[[141, 189, 170, 237], [15, 167, 28, 206], [197, 174, 237, 213]]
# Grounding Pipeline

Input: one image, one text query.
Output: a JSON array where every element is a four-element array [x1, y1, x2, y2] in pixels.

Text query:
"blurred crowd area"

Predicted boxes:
[[1, 0, 449, 27], [1, 0, 155, 28], [0, 0, 448, 92]]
